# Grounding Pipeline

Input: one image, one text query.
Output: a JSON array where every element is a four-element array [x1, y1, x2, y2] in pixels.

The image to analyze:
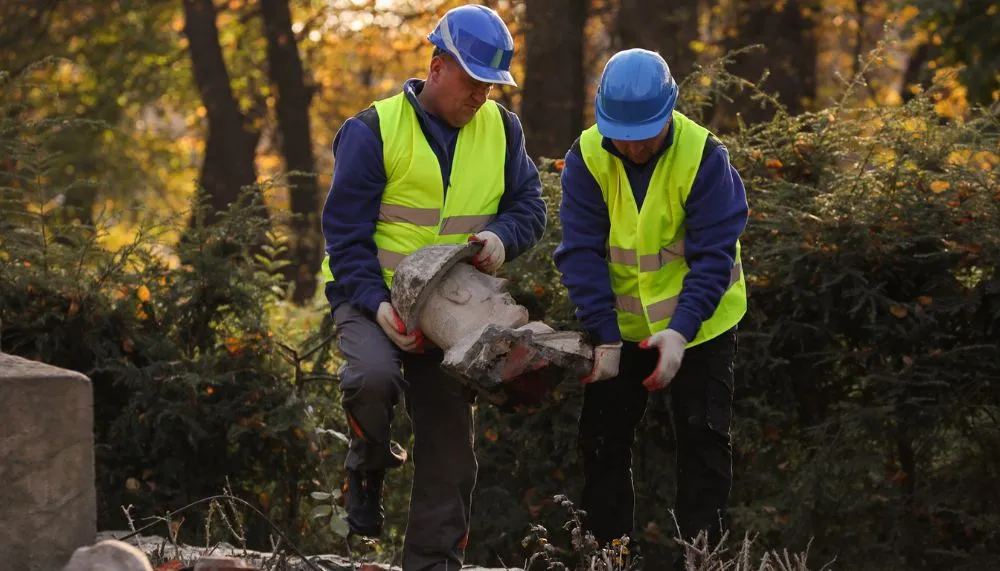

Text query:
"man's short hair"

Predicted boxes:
[[432, 46, 454, 64]]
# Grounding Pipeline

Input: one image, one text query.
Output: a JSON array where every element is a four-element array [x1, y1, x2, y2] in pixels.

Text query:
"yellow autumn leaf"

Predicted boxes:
[[225, 337, 242, 355], [689, 39, 707, 54], [136, 285, 151, 302], [484, 427, 499, 442], [897, 5, 920, 25], [766, 158, 783, 169], [890, 305, 908, 318], [917, 296, 933, 306], [946, 149, 971, 166], [929, 180, 950, 193]]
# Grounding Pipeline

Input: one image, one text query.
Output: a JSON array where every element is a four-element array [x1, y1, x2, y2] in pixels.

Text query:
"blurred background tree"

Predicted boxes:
[[2, 1, 998, 569]]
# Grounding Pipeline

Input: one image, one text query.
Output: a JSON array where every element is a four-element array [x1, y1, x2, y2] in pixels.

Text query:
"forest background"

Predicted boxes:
[[1, 0, 999, 570]]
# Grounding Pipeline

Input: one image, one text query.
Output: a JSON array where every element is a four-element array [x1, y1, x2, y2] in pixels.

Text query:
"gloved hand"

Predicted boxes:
[[581, 342, 622, 383], [468, 231, 505, 273], [639, 329, 687, 391], [376, 302, 425, 353]]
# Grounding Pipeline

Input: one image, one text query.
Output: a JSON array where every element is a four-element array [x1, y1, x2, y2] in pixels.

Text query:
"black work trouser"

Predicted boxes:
[[333, 302, 477, 571], [578, 328, 737, 549]]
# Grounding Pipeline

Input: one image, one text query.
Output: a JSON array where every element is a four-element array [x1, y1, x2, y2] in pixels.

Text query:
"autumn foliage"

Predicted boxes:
[[2, 1, 999, 570]]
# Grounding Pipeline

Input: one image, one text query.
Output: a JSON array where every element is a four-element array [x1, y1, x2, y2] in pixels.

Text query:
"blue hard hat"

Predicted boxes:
[[427, 5, 516, 86], [595, 49, 678, 140]]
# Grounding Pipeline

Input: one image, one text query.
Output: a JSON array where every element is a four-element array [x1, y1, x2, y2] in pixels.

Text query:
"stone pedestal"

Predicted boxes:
[[0, 352, 96, 571]]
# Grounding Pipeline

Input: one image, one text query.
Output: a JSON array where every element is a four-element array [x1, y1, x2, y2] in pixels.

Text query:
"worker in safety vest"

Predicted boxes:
[[319, 5, 546, 569], [553, 48, 748, 561]]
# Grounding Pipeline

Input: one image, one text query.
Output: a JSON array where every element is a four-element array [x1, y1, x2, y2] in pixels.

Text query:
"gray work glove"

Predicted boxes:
[[581, 342, 622, 383], [469, 230, 505, 273], [640, 329, 687, 391], [376, 301, 425, 353]]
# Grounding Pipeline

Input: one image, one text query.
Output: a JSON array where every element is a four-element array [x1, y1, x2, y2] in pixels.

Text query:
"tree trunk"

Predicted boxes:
[[261, 0, 321, 304], [182, 0, 262, 227], [716, 0, 820, 129], [614, 0, 699, 81], [520, 0, 587, 161], [900, 42, 932, 104]]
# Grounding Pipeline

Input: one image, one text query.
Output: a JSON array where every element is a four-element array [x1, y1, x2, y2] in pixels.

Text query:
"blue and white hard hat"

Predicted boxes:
[[427, 5, 516, 86]]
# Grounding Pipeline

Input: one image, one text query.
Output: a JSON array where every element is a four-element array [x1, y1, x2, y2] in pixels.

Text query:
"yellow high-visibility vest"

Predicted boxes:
[[321, 92, 506, 287], [578, 110, 747, 346]]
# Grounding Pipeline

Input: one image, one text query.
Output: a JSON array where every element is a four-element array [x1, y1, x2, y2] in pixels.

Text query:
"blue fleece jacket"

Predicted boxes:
[[553, 122, 749, 345], [322, 79, 547, 316]]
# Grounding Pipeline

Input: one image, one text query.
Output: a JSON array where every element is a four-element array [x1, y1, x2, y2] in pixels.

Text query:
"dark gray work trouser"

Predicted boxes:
[[333, 302, 477, 571]]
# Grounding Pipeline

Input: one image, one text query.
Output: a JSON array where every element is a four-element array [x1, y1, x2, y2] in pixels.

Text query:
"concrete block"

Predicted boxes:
[[0, 352, 97, 571]]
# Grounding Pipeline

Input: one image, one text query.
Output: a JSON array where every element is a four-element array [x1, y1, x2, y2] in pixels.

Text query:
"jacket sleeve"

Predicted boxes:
[[483, 107, 547, 262], [321, 110, 391, 315], [668, 139, 749, 341], [553, 143, 621, 345]]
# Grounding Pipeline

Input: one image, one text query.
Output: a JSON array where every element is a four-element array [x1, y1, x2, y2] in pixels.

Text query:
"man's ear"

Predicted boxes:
[[428, 55, 446, 83]]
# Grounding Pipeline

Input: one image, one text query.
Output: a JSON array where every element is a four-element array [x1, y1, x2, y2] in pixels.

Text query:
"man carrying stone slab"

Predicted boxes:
[[318, 4, 546, 570], [553, 48, 749, 568]]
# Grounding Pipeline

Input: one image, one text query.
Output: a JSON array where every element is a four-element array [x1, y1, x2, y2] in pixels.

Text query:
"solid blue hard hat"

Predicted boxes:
[[427, 5, 516, 86], [595, 49, 678, 140]]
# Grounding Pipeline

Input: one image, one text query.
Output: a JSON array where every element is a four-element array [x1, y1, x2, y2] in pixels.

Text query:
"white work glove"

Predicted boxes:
[[581, 342, 622, 383], [376, 302, 425, 353], [468, 230, 505, 273], [639, 329, 688, 391]]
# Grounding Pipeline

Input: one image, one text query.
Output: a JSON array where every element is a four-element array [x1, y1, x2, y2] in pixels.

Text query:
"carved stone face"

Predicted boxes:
[[391, 243, 592, 411], [417, 262, 529, 350]]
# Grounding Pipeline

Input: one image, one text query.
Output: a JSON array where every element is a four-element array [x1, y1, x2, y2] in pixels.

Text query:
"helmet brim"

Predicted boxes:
[[595, 105, 670, 141], [460, 58, 517, 87]]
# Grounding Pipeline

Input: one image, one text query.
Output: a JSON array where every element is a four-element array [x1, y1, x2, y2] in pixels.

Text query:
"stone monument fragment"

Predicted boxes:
[[62, 539, 153, 571], [390, 242, 593, 410], [0, 352, 97, 571]]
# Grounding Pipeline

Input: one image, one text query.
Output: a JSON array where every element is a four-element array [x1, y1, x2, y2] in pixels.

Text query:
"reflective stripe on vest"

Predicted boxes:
[[615, 262, 743, 322], [579, 110, 747, 346], [608, 239, 685, 271], [321, 93, 505, 285]]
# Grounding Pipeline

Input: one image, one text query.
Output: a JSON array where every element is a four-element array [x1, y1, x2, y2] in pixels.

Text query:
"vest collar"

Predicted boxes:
[[600, 119, 675, 169], [403, 78, 430, 117], [401, 78, 458, 154]]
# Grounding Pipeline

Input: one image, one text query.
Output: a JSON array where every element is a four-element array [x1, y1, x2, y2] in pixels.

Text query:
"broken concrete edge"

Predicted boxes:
[[93, 531, 525, 571], [390, 241, 483, 332], [441, 323, 593, 412], [0, 351, 92, 383]]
